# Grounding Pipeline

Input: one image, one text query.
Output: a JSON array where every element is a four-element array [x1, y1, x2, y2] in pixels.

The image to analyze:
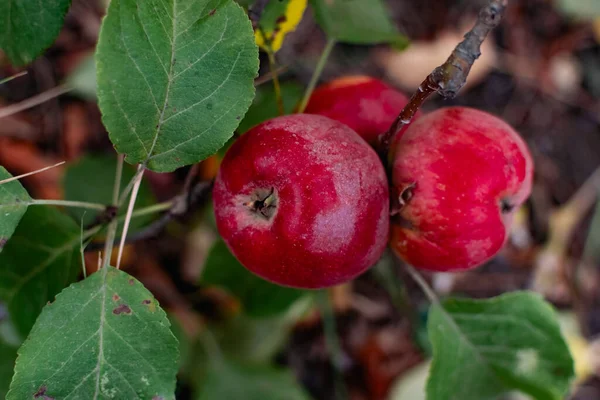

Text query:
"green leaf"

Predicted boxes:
[[180, 298, 311, 385], [96, 0, 259, 173], [427, 291, 574, 400], [309, 0, 408, 46], [168, 314, 192, 369], [0, 311, 21, 398], [0, 206, 82, 339], [555, 0, 600, 19], [63, 154, 156, 233], [218, 81, 303, 157], [67, 53, 97, 100], [234, 0, 254, 8], [0, 167, 30, 253], [203, 240, 305, 318], [197, 358, 310, 400], [216, 296, 312, 362], [237, 81, 303, 134], [0, 339, 17, 399], [7, 267, 179, 400], [0, 0, 72, 66]]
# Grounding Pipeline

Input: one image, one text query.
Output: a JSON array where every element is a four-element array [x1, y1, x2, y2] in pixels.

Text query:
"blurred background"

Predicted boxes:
[[2, 0, 600, 399]]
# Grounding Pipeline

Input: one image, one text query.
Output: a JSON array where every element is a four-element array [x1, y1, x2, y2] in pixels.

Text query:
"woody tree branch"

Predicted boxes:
[[378, 0, 508, 156]]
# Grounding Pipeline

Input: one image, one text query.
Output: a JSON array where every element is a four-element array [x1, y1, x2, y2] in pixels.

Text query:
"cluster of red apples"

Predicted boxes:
[[213, 76, 533, 289]]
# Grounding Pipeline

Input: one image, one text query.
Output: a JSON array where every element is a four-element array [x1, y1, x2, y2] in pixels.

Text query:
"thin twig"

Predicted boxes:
[[103, 154, 124, 268], [113, 213, 172, 245], [117, 164, 145, 207], [267, 51, 284, 115], [404, 264, 441, 306], [130, 201, 173, 219], [182, 163, 200, 195], [115, 165, 144, 269], [297, 38, 337, 113], [0, 161, 65, 185], [29, 199, 106, 210], [0, 71, 28, 85], [88, 181, 213, 251], [112, 155, 124, 205], [80, 214, 88, 279], [373, 252, 418, 324], [86, 201, 175, 251], [378, 0, 508, 155], [255, 65, 289, 86], [316, 290, 349, 400], [0, 85, 72, 119], [94, 206, 173, 251]]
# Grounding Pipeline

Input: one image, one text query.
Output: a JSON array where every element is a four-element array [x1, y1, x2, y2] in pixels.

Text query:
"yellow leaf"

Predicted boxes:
[[558, 312, 592, 383], [255, 0, 307, 53]]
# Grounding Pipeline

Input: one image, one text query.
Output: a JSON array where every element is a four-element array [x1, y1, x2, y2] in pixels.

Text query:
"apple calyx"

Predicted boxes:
[[391, 181, 416, 216], [244, 187, 278, 220], [500, 198, 514, 213]]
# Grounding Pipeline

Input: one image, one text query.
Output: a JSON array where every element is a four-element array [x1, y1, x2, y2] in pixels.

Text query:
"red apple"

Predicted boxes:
[[304, 76, 417, 147], [389, 107, 533, 272], [213, 114, 390, 289]]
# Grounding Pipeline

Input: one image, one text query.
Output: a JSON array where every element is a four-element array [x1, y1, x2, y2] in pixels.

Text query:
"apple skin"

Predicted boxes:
[[390, 107, 533, 272], [213, 114, 389, 289], [304, 76, 417, 147]]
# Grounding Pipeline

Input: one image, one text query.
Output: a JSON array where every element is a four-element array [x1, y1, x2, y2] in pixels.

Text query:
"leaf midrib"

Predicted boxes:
[[92, 267, 108, 400], [146, 0, 178, 161], [431, 305, 504, 398]]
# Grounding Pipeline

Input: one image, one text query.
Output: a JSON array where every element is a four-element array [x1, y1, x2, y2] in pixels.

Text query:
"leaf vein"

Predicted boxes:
[[105, 322, 159, 376], [21, 287, 104, 371], [161, 49, 240, 126], [119, 9, 161, 112], [171, 13, 230, 80], [105, 361, 142, 400], [63, 369, 97, 400], [137, 3, 170, 76], [109, 85, 151, 156], [144, 0, 178, 160], [152, 96, 241, 160]]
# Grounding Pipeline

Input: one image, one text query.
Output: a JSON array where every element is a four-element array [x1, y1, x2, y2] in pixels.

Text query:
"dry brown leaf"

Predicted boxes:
[[62, 103, 90, 160], [0, 138, 63, 199]]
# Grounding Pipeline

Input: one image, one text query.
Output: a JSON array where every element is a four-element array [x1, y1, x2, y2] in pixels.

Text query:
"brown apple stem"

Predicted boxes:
[[378, 0, 508, 157]]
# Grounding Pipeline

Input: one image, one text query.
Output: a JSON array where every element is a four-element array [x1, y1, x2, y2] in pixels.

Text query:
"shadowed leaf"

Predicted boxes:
[[0, 167, 31, 254], [0, 207, 81, 339], [0, 0, 72, 66], [202, 240, 305, 318], [309, 0, 408, 47], [197, 358, 310, 400]]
